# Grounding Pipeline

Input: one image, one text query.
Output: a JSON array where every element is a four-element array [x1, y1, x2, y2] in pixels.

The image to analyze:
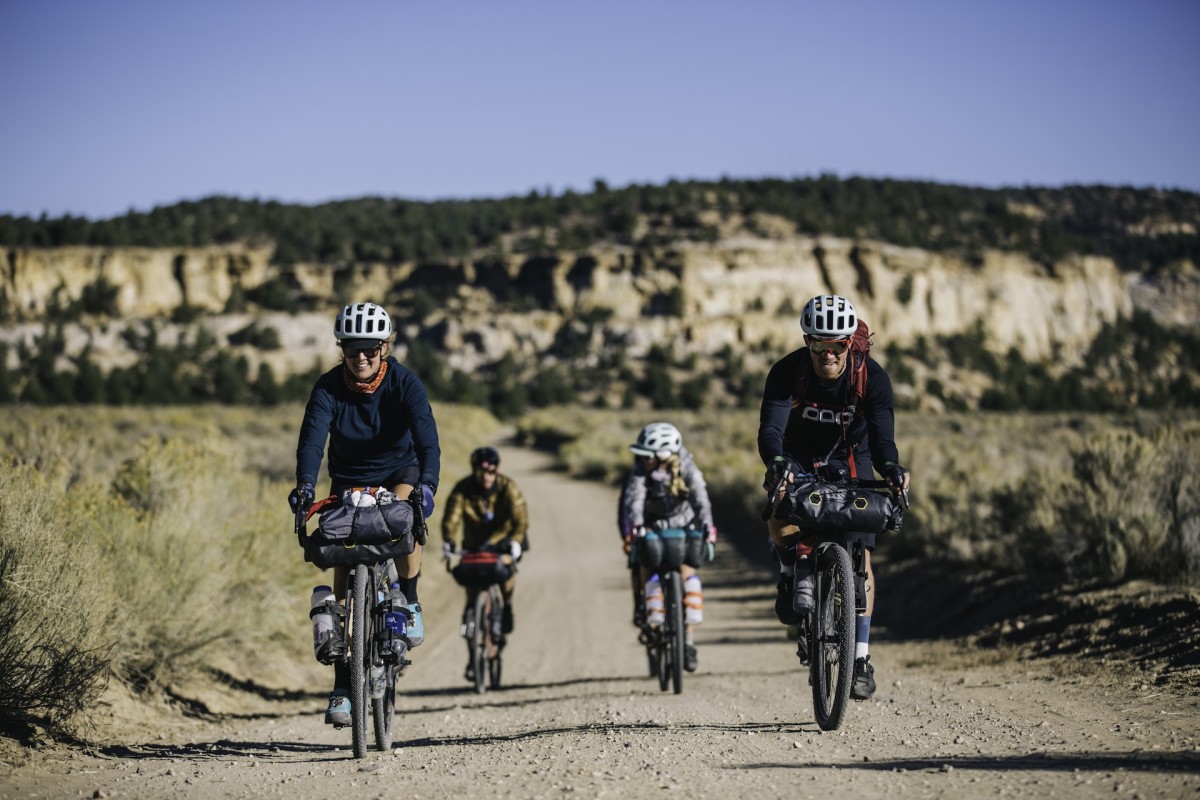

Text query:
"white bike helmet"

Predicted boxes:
[[630, 422, 683, 459], [800, 294, 857, 338], [334, 302, 393, 345]]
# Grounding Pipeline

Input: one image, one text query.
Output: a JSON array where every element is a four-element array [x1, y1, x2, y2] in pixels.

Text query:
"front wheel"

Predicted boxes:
[[810, 544, 855, 731], [349, 564, 369, 758], [471, 590, 489, 694], [666, 570, 684, 695]]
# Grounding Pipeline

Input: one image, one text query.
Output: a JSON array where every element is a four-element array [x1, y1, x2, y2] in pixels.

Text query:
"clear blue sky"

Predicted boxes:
[[2, 0, 1198, 220]]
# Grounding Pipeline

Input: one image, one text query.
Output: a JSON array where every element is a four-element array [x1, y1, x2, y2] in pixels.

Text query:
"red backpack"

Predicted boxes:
[[790, 319, 873, 476]]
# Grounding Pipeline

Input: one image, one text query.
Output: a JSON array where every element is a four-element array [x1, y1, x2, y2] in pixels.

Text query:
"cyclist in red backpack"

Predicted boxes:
[[757, 294, 911, 701]]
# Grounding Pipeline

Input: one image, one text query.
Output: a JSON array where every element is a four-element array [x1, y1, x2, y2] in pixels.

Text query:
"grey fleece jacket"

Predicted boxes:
[[621, 446, 714, 532]]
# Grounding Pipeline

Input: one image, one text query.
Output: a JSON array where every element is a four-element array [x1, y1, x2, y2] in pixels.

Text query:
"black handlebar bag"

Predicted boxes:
[[775, 480, 902, 534], [306, 495, 416, 569], [451, 550, 514, 588]]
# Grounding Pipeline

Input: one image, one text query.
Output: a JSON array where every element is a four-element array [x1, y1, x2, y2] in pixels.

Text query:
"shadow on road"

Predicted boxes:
[[737, 749, 1200, 774], [395, 718, 829, 749], [100, 738, 343, 761]]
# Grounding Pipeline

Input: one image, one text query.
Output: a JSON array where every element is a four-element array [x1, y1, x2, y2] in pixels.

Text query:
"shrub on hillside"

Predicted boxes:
[[995, 426, 1200, 583], [0, 466, 111, 737]]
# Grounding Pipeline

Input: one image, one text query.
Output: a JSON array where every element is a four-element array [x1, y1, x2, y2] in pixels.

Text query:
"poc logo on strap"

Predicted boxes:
[[801, 406, 854, 426]]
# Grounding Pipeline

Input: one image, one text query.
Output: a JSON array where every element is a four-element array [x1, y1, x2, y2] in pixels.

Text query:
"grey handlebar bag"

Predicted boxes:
[[306, 493, 416, 569], [775, 480, 902, 534]]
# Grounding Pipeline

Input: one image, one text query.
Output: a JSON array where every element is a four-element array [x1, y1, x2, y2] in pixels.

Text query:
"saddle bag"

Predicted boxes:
[[305, 489, 416, 569]]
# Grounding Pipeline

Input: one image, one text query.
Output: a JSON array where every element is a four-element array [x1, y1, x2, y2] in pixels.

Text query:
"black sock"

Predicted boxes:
[[395, 575, 419, 603], [333, 661, 349, 692]]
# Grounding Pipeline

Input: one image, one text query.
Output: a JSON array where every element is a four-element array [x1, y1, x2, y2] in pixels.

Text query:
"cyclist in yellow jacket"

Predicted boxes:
[[441, 446, 529, 643]]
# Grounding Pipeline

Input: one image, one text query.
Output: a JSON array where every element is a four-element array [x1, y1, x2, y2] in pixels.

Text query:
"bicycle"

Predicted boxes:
[[633, 528, 702, 695], [446, 545, 515, 694], [762, 474, 907, 731], [296, 486, 427, 758]]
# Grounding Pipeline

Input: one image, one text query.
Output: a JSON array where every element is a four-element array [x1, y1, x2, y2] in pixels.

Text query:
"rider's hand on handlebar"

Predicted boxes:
[[704, 525, 717, 562], [763, 455, 798, 492], [503, 538, 523, 562], [420, 483, 436, 517], [288, 482, 315, 514], [442, 540, 456, 560], [881, 462, 911, 493]]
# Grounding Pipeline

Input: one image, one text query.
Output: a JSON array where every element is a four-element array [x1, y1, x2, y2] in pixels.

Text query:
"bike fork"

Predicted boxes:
[[850, 540, 867, 614]]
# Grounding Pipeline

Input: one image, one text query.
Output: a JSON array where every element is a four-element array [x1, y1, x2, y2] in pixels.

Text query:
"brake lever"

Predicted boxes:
[[294, 505, 308, 548], [759, 475, 789, 522]]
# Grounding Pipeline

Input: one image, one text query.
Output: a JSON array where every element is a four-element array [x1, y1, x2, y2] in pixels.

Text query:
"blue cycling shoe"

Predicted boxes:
[[324, 690, 351, 726], [405, 603, 424, 647]]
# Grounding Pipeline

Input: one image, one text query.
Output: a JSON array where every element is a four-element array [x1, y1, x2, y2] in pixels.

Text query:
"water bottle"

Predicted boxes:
[[381, 583, 408, 662], [309, 585, 339, 663]]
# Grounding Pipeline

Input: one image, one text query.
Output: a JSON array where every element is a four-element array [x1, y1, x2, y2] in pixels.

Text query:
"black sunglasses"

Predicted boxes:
[[342, 345, 382, 359]]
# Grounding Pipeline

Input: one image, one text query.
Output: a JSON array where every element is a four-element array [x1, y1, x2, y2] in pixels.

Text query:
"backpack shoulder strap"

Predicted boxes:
[[847, 320, 872, 407], [790, 348, 814, 409]]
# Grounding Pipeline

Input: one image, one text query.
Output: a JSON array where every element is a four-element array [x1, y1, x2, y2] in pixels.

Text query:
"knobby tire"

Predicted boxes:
[[810, 544, 855, 731], [488, 587, 504, 690], [472, 590, 489, 694], [350, 564, 369, 759], [667, 570, 684, 695]]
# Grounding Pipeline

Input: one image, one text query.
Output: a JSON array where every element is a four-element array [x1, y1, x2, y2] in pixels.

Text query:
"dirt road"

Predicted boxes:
[[3, 444, 1198, 799]]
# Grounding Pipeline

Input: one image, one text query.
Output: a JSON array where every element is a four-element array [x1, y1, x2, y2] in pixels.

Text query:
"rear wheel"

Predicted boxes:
[[656, 634, 670, 692], [810, 544, 855, 731], [488, 651, 502, 690], [472, 590, 489, 694], [666, 570, 684, 695], [488, 589, 504, 690], [372, 664, 395, 751], [349, 564, 369, 759]]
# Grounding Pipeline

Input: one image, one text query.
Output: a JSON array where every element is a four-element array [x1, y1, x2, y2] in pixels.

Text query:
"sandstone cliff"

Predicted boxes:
[[1, 237, 1193, 385]]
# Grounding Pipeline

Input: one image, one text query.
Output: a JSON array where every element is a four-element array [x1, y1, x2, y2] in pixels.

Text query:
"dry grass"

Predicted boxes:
[[515, 407, 1200, 583], [0, 402, 500, 738]]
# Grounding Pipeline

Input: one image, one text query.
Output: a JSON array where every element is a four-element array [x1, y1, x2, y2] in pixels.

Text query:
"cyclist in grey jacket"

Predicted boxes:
[[621, 422, 717, 673]]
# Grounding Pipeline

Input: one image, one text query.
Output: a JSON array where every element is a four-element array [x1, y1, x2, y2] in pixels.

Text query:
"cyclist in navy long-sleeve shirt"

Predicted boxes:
[[290, 302, 441, 726], [757, 294, 910, 702]]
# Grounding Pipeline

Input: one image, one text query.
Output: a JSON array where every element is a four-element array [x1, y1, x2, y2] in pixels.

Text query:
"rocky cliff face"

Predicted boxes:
[[1, 237, 1191, 379], [3, 245, 272, 318]]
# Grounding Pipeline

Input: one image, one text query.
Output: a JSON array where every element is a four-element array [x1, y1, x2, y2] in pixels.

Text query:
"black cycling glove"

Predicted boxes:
[[764, 455, 800, 490], [880, 462, 909, 488], [288, 482, 315, 513]]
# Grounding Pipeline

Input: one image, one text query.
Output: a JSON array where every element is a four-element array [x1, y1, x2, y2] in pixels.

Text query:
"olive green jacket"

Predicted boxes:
[[441, 472, 529, 551]]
